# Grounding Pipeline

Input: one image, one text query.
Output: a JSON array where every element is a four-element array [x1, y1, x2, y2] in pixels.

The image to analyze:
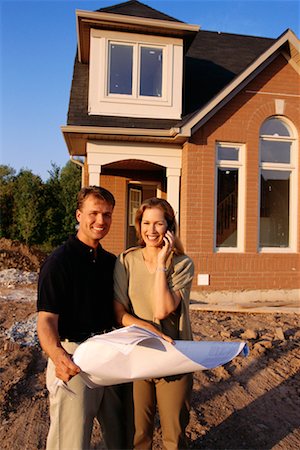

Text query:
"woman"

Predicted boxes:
[[114, 198, 194, 450]]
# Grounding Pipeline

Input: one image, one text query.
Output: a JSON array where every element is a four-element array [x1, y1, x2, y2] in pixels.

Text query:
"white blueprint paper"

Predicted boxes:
[[70, 325, 248, 388]]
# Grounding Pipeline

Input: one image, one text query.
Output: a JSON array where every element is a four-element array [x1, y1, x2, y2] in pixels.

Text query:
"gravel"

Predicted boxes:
[[0, 269, 38, 287], [5, 315, 39, 347], [1, 269, 39, 347]]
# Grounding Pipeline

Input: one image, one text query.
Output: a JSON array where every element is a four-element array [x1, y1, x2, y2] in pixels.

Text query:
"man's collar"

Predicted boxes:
[[69, 235, 103, 256]]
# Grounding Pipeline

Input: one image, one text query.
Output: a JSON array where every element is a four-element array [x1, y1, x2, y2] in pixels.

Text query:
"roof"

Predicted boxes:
[[183, 30, 274, 116], [67, 28, 274, 128], [65, 1, 299, 147], [182, 28, 299, 135], [97, 0, 183, 23]]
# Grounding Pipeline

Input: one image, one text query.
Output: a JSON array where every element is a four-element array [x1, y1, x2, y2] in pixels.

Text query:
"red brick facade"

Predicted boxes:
[[98, 54, 300, 294], [181, 55, 300, 292]]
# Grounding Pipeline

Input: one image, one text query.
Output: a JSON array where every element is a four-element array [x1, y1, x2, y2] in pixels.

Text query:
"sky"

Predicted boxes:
[[1, 0, 299, 181]]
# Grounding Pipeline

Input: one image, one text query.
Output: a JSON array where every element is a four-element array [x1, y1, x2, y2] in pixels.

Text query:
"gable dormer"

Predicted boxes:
[[76, 1, 199, 120]]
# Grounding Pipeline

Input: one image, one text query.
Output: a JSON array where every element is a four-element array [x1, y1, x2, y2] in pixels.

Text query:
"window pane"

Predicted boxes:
[[217, 146, 239, 161], [109, 44, 133, 95], [216, 168, 238, 247], [129, 189, 141, 226], [140, 47, 162, 97], [261, 140, 291, 164], [260, 170, 290, 247], [260, 118, 291, 137]]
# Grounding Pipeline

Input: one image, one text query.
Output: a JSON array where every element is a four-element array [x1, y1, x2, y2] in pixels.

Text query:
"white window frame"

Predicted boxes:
[[214, 142, 245, 253], [89, 29, 183, 119], [258, 117, 298, 253], [107, 41, 165, 100], [128, 188, 142, 226]]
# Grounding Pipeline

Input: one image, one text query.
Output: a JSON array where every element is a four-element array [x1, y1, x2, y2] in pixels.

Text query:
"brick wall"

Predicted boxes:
[[181, 55, 300, 292], [99, 175, 127, 256]]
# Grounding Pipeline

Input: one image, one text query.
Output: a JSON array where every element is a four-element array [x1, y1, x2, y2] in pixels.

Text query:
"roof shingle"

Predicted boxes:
[[97, 0, 183, 23]]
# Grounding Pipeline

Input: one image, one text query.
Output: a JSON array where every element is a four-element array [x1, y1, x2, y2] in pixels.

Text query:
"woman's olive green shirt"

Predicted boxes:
[[114, 247, 194, 340]]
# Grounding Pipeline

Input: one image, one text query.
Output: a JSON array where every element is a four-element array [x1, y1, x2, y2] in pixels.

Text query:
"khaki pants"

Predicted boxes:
[[46, 341, 133, 450], [133, 373, 193, 450]]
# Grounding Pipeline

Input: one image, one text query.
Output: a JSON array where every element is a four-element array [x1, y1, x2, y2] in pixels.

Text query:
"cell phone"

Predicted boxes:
[[167, 222, 176, 233], [162, 222, 175, 245]]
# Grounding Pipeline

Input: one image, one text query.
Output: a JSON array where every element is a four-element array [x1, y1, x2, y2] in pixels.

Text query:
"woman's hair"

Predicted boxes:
[[135, 197, 184, 255], [77, 186, 115, 210]]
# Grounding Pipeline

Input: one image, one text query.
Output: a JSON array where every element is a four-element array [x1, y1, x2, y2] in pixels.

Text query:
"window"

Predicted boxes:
[[259, 117, 297, 251], [140, 47, 162, 97], [128, 188, 142, 226], [109, 44, 133, 95], [89, 30, 183, 119], [260, 170, 290, 247], [215, 143, 245, 251], [108, 43, 163, 98]]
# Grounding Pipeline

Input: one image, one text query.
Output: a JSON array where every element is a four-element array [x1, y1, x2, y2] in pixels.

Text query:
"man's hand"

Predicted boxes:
[[37, 311, 81, 382], [52, 347, 80, 382]]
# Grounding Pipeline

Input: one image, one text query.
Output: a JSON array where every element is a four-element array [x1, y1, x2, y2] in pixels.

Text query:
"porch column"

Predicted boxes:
[[166, 167, 181, 222], [88, 164, 101, 186]]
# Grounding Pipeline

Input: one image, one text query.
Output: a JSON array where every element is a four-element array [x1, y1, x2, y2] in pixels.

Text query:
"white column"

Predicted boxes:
[[88, 164, 101, 186], [166, 167, 181, 223]]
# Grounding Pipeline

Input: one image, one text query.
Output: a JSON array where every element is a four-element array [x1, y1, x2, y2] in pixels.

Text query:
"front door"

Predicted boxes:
[[127, 183, 159, 248]]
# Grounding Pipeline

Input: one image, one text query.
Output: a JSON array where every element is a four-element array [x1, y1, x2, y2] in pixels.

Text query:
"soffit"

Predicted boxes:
[[288, 40, 300, 69], [61, 126, 187, 156], [76, 10, 199, 63]]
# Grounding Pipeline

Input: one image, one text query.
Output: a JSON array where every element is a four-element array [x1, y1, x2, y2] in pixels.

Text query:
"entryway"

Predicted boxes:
[[127, 182, 161, 248]]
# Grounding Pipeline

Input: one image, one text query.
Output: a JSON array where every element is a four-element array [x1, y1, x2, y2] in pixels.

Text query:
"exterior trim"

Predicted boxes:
[[86, 140, 182, 219], [76, 9, 199, 63], [61, 125, 184, 156], [61, 125, 180, 137]]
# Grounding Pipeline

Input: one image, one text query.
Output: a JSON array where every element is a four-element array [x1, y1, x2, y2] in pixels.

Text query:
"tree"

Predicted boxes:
[[12, 169, 44, 245], [60, 160, 81, 238], [43, 162, 65, 247], [0, 165, 16, 238], [0, 160, 82, 248]]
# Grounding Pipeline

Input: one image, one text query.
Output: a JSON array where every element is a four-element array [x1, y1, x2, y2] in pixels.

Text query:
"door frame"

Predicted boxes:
[[126, 181, 162, 248]]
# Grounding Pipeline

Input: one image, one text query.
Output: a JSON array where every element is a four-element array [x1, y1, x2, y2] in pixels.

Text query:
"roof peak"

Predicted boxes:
[[97, 0, 183, 23]]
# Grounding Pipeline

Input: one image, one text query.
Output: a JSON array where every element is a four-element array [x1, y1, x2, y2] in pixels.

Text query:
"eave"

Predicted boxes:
[[76, 9, 199, 63], [181, 29, 300, 136], [61, 125, 187, 156]]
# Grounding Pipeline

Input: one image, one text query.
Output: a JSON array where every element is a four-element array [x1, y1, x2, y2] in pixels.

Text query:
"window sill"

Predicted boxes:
[[259, 247, 296, 253], [214, 247, 244, 253]]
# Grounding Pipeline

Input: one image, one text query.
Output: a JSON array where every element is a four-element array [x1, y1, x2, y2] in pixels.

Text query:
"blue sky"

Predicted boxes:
[[1, 0, 299, 181]]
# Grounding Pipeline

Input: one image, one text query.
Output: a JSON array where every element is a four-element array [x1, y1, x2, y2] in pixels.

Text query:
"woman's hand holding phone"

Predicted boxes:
[[158, 230, 175, 267]]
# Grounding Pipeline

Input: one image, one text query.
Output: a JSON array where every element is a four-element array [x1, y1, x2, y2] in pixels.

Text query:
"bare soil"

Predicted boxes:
[[0, 240, 299, 449]]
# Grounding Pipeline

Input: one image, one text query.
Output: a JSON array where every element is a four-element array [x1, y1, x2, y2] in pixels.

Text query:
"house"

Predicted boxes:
[[61, 0, 300, 305]]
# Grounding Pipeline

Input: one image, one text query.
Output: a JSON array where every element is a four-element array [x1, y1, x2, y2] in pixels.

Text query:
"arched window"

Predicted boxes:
[[259, 117, 297, 250]]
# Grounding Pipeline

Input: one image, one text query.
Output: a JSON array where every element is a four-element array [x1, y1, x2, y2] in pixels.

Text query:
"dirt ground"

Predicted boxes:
[[0, 240, 299, 449]]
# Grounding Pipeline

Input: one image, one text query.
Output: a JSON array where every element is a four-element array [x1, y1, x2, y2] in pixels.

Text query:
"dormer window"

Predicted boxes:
[[89, 30, 183, 119], [109, 43, 163, 98], [140, 47, 162, 97], [109, 43, 133, 95]]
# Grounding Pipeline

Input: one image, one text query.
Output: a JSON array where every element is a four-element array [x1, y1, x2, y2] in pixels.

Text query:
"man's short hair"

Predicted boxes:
[[77, 186, 115, 210]]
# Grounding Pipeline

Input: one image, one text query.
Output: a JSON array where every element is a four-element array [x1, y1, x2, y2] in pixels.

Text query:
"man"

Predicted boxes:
[[37, 186, 132, 450]]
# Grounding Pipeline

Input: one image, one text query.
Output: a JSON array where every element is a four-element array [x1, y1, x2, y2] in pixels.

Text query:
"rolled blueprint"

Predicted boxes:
[[72, 325, 248, 388]]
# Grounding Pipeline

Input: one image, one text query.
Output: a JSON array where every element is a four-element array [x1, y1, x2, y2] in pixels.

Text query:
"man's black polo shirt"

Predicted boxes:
[[37, 235, 116, 342]]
